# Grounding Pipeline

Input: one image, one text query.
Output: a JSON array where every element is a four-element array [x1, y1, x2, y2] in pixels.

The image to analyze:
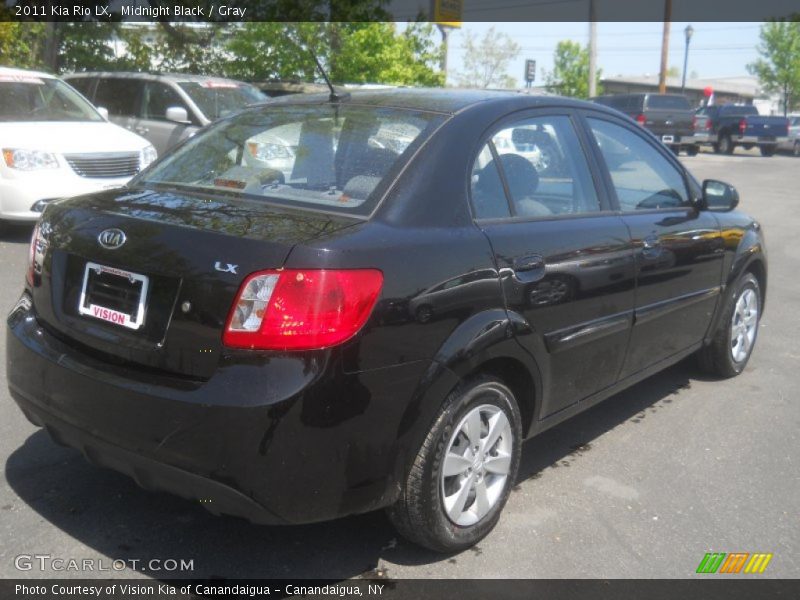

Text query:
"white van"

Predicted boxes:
[[0, 67, 156, 224]]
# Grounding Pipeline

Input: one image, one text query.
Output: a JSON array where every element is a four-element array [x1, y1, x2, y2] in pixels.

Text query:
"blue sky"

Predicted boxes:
[[439, 22, 763, 86]]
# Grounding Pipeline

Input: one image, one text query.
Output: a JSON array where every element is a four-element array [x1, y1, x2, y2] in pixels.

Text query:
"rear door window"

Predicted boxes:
[[471, 115, 600, 219], [93, 78, 144, 118]]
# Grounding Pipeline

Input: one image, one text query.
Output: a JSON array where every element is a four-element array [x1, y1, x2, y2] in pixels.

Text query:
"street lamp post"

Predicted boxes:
[[681, 24, 694, 94]]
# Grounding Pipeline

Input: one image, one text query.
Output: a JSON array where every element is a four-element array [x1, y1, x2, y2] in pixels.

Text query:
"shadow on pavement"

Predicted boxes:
[[0, 221, 35, 244], [5, 358, 709, 579]]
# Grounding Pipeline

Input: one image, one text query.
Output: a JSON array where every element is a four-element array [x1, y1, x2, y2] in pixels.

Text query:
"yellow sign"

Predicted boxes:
[[433, 0, 462, 28]]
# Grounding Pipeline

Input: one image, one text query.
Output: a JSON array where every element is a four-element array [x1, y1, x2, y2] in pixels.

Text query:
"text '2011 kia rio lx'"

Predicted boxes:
[[6, 90, 766, 552]]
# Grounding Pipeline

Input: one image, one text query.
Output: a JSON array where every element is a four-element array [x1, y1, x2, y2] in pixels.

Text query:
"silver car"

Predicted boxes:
[[777, 115, 800, 156], [64, 72, 266, 156]]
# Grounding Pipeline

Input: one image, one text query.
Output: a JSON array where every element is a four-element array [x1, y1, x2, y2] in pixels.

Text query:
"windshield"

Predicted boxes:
[[138, 104, 445, 216], [0, 75, 102, 122], [178, 81, 266, 121]]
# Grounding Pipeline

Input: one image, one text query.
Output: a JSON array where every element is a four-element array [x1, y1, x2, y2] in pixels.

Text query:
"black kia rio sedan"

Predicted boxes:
[[6, 89, 766, 552]]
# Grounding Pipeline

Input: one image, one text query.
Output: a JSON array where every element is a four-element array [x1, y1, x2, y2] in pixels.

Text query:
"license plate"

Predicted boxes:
[[759, 136, 776, 142], [78, 262, 148, 330], [661, 135, 675, 143]]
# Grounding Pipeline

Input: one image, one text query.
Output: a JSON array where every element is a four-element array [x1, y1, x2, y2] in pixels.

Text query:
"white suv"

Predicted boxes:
[[0, 67, 156, 224]]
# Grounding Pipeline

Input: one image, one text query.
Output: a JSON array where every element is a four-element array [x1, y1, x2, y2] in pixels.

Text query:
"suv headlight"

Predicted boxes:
[[2, 148, 59, 170], [140, 145, 157, 170]]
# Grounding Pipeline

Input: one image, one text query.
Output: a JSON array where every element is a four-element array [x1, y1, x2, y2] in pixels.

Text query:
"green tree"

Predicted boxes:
[[456, 27, 520, 88], [545, 40, 602, 99], [0, 22, 46, 69], [223, 22, 443, 86], [747, 20, 800, 116]]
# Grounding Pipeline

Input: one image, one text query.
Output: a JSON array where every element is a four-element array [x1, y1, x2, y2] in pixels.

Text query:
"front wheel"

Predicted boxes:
[[387, 376, 522, 552], [698, 273, 761, 378]]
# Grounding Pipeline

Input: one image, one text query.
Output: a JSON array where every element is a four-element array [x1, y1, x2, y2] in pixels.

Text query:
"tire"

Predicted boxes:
[[686, 145, 699, 157], [793, 141, 800, 157], [760, 145, 777, 157], [712, 143, 721, 154], [718, 134, 734, 155], [415, 305, 433, 323], [387, 376, 522, 553], [670, 145, 680, 156], [697, 273, 761, 378]]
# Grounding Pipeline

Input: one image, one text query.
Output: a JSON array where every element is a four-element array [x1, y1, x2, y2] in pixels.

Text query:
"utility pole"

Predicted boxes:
[[588, 0, 597, 97], [438, 24, 450, 85], [658, 0, 672, 94]]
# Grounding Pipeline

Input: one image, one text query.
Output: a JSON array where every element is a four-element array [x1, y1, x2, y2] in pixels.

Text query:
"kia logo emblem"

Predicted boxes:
[[97, 228, 127, 250]]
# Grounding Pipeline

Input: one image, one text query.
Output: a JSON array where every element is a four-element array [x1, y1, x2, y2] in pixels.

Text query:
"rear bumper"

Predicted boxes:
[[737, 135, 788, 145], [6, 295, 431, 524]]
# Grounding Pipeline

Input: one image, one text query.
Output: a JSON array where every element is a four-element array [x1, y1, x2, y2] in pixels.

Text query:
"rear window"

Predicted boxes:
[[646, 95, 690, 110], [178, 81, 266, 121], [719, 104, 758, 117], [138, 104, 445, 216]]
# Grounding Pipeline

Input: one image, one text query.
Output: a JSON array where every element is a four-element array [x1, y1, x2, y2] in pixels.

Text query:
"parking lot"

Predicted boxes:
[[0, 148, 797, 580]]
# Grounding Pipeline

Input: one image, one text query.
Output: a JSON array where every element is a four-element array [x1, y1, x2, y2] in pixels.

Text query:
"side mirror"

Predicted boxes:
[[702, 179, 739, 212], [96, 106, 109, 120], [165, 106, 190, 124]]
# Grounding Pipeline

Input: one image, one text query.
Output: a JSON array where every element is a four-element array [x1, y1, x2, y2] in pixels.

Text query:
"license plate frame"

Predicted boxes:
[[78, 262, 149, 330]]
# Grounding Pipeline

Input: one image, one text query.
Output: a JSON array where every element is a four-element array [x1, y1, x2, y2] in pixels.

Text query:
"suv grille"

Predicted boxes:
[[64, 152, 140, 179]]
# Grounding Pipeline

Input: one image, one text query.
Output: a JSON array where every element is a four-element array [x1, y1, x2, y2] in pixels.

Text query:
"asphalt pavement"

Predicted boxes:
[[0, 148, 797, 580]]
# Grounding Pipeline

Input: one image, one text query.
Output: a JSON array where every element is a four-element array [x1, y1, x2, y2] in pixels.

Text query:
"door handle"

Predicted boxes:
[[513, 254, 545, 272], [642, 235, 661, 258], [511, 254, 546, 283]]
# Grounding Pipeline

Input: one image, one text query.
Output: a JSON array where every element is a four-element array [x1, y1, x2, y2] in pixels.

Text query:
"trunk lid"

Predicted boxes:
[[34, 186, 362, 379]]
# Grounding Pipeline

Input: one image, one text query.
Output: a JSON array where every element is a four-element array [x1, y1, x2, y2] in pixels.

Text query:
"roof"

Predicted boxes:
[[0, 66, 56, 79], [263, 87, 594, 115], [602, 75, 762, 98], [62, 71, 251, 85]]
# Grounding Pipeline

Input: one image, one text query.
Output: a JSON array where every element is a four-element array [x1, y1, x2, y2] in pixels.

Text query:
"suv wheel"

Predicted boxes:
[[686, 145, 699, 157], [698, 273, 761, 378], [387, 376, 522, 552]]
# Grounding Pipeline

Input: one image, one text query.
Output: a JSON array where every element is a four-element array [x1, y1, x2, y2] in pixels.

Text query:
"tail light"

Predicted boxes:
[[692, 116, 697, 132], [223, 269, 383, 351], [635, 114, 646, 126], [739, 119, 747, 135], [705, 119, 712, 131], [26, 222, 46, 287]]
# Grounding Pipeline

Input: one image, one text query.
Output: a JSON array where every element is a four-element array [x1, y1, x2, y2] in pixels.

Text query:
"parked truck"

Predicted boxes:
[[694, 104, 789, 156]]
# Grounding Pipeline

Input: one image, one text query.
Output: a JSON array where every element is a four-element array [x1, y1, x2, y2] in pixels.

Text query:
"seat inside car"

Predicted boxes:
[[476, 154, 552, 218]]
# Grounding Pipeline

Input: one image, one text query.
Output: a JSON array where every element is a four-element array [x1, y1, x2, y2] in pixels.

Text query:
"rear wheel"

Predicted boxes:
[[387, 376, 522, 552], [718, 134, 734, 155], [698, 273, 761, 378], [686, 145, 699, 157], [760, 144, 777, 157]]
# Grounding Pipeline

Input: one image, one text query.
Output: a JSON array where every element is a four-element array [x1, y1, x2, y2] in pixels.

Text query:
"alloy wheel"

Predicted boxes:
[[441, 402, 513, 527], [730, 288, 758, 363]]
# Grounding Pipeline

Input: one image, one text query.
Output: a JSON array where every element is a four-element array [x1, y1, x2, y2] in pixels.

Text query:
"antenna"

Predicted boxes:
[[309, 51, 345, 103], [289, 30, 349, 103]]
